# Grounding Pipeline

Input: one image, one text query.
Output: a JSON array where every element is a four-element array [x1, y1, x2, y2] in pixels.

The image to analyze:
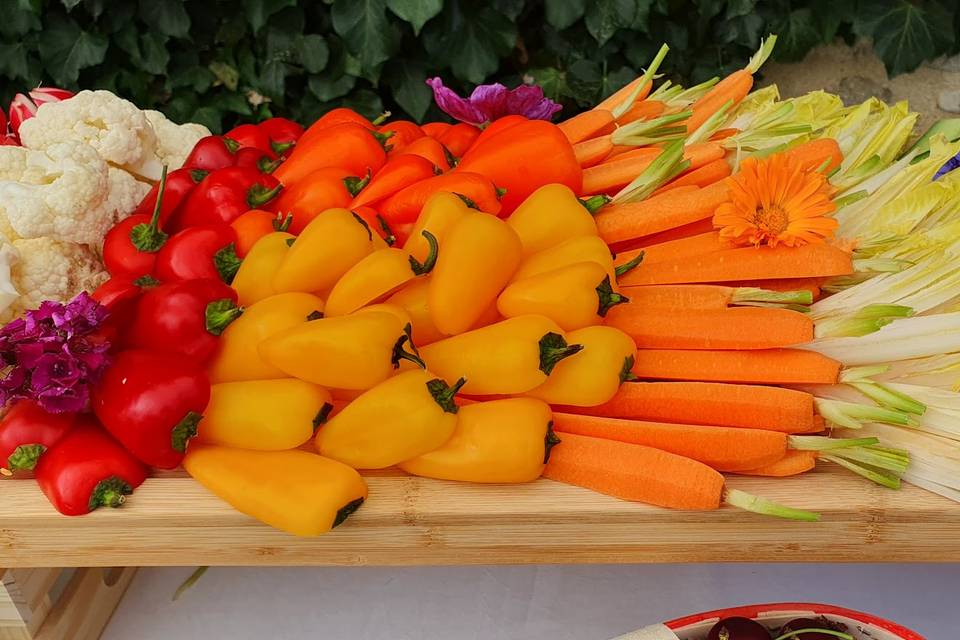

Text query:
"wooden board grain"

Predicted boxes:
[[1, 468, 959, 567]]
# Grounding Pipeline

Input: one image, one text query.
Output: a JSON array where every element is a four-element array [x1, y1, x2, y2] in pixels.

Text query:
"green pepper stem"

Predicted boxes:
[[409, 230, 439, 275], [343, 170, 371, 197], [7, 443, 45, 471], [426, 377, 467, 414], [538, 332, 584, 375], [596, 275, 629, 316], [205, 299, 243, 335], [273, 213, 293, 232], [130, 164, 170, 253], [133, 274, 160, 288], [333, 497, 365, 528], [391, 326, 426, 370], [312, 403, 334, 431], [376, 215, 397, 246], [247, 183, 283, 208], [88, 476, 133, 512], [171, 411, 202, 453], [544, 421, 561, 464], [351, 212, 374, 240], [619, 355, 638, 382], [214, 243, 243, 284], [579, 194, 610, 215], [371, 111, 391, 126], [454, 193, 479, 209], [614, 252, 644, 279]]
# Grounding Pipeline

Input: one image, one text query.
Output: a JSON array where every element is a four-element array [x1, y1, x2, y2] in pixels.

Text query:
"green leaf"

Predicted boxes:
[[585, 0, 636, 46], [423, 2, 516, 83], [385, 59, 431, 121], [242, 0, 297, 34], [386, 0, 442, 35], [260, 59, 289, 99], [1, 9, 40, 37], [725, 0, 756, 18], [0, 42, 30, 80], [341, 88, 384, 119], [809, 0, 855, 41], [772, 8, 821, 62], [526, 67, 566, 102], [191, 106, 223, 134], [544, 0, 585, 30], [308, 72, 356, 101], [296, 34, 329, 73], [209, 61, 240, 91], [565, 58, 602, 105], [17, 0, 40, 12], [857, 0, 955, 76], [138, 0, 190, 38], [83, 0, 107, 18], [490, 0, 525, 20], [37, 16, 108, 85], [332, 0, 398, 75], [61, 0, 84, 9]]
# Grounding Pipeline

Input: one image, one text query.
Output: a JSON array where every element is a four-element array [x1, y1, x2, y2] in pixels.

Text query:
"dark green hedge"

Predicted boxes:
[[1, 0, 956, 133]]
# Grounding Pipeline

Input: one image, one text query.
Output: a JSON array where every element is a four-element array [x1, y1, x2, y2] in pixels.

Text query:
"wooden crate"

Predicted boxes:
[[0, 567, 135, 640], [2, 467, 960, 567]]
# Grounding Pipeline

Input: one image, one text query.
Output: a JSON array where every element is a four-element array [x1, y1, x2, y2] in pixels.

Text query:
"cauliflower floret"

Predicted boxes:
[[0, 142, 114, 246], [18, 90, 164, 181], [102, 167, 151, 224], [0, 237, 107, 323], [144, 110, 210, 170], [0, 242, 19, 319]]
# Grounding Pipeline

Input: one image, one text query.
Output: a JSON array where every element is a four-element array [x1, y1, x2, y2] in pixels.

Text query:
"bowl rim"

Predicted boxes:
[[664, 602, 924, 639]]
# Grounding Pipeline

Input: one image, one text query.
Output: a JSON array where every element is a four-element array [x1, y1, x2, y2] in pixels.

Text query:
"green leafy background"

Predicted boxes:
[[1, 0, 956, 132]]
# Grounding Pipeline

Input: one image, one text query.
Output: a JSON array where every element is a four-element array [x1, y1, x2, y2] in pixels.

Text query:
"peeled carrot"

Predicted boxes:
[[597, 182, 729, 244], [735, 450, 817, 477], [611, 218, 717, 252], [784, 137, 843, 174], [574, 136, 615, 167], [610, 284, 743, 310], [606, 306, 814, 350], [589, 142, 725, 193], [555, 381, 820, 433], [596, 77, 655, 113], [552, 413, 788, 472], [685, 70, 753, 133], [654, 158, 731, 194], [719, 277, 827, 299], [631, 348, 842, 385], [602, 145, 661, 163], [619, 243, 854, 286], [616, 100, 666, 125], [615, 232, 725, 268], [559, 109, 616, 144], [544, 431, 725, 510], [710, 127, 739, 141]]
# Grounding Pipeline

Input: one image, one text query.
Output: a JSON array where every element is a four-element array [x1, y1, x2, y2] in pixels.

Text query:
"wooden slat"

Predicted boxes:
[[2, 468, 959, 566]]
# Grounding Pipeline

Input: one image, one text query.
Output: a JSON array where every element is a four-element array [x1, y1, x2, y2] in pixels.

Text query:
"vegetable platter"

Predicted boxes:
[[3, 35, 960, 565]]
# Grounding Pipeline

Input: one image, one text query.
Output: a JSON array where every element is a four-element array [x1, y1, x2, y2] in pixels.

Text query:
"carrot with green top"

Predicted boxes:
[[605, 306, 814, 350], [654, 158, 731, 194], [614, 232, 726, 267], [544, 431, 819, 519], [597, 181, 729, 245], [735, 451, 818, 477], [555, 381, 821, 433], [586, 142, 724, 194], [614, 284, 812, 311], [616, 100, 666, 125], [784, 137, 843, 174], [630, 348, 842, 385], [618, 242, 853, 286]]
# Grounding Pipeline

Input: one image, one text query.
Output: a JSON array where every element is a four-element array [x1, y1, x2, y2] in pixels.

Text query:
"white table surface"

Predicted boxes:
[[103, 564, 956, 639]]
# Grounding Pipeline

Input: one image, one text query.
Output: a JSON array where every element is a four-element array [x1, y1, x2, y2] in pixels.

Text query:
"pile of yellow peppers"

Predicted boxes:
[[184, 184, 639, 536]]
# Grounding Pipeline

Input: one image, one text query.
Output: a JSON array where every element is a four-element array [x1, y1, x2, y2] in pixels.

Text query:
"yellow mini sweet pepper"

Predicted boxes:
[[402, 191, 471, 263], [184, 444, 367, 537], [418, 315, 583, 395], [324, 231, 438, 317], [259, 311, 423, 390], [208, 292, 324, 383], [526, 325, 637, 406], [497, 261, 627, 331], [232, 231, 294, 307], [315, 369, 464, 469], [272, 208, 376, 295], [198, 379, 333, 450], [354, 303, 413, 327], [506, 184, 603, 257], [400, 398, 557, 483], [512, 235, 622, 284], [428, 211, 522, 335], [386, 278, 446, 346]]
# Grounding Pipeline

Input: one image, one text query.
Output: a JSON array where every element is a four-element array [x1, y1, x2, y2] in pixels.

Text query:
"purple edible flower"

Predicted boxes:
[[426, 77, 562, 127], [934, 151, 960, 180], [0, 292, 110, 413]]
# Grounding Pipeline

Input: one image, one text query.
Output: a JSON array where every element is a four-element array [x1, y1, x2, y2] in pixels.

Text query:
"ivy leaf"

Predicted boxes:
[[340, 88, 384, 119], [565, 58, 602, 106], [17, 0, 40, 12], [308, 72, 356, 101], [37, 16, 108, 85], [191, 106, 223, 134], [725, 0, 757, 18], [386, 0, 442, 35], [772, 8, 820, 62], [61, 0, 84, 9], [243, 0, 297, 34], [332, 0, 398, 76], [525, 67, 566, 102], [1, 9, 40, 37], [809, 0, 855, 41], [544, 0, 585, 30], [490, 0, 525, 20], [585, 0, 636, 46], [857, 0, 955, 76], [296, 34, 329, 73], [260, 59, 289, 100], [385, 59, 431, 121], [423, 2, 516, 83], [0, 42, 30, 80], [138, 0, 190, 38]]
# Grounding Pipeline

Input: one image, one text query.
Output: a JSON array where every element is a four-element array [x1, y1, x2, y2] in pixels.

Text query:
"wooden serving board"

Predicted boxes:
[[2, 467, 959, 567]]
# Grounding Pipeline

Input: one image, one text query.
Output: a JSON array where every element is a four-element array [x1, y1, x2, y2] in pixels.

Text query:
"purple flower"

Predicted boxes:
[[0, 292, 111, 414], [935, 151, 960, 180], [426, 77, 562, 127]]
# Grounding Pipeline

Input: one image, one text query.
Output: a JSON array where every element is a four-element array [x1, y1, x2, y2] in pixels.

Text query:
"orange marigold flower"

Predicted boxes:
[[713, 152, 838, 248]]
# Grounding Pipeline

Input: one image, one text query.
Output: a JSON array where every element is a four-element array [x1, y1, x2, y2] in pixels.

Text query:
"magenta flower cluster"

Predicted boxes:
[[425, 78, 562, 126], [0, 293, 111, 413]]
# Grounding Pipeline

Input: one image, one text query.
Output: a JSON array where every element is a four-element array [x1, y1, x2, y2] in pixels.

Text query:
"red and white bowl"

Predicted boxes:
[[611, 602, 924, 639]]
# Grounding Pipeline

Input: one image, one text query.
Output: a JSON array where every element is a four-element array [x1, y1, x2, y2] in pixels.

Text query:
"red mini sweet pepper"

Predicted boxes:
[[234, 147, 280, 174], [182, 135, 241, 172], [93, 349, 210, 469], [34, 417, 148, 516], [176, 166, 282, 228], [90, 276, 157, 348], [131, 166, 208, 227], [225, 123, 272, 154], [154, 224, 243, 284], [0, 400, 76, 472], [102, 166, 175, 279], [258, 117, 304, 155], [126, 279, 241, 363]]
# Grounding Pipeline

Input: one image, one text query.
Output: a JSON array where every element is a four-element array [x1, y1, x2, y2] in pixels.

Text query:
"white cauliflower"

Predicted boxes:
[[144, 110, 210, 170], [18, 90, 164, 181], [0, 243, 19, 319], [0, 142, 112, 245], [101, 167, 151, 224], [0, 236, 107, 323]]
